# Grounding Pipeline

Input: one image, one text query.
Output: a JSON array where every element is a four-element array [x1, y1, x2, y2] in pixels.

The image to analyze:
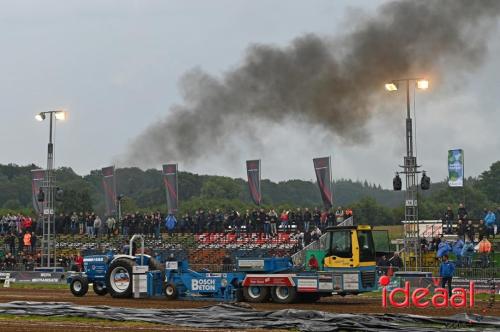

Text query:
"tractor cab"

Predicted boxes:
[[323, 225, 376, 269]]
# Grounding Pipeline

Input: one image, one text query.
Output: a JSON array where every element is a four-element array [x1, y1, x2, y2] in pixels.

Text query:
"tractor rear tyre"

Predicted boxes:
[[242, 286, 270, 303], [105, 258, 135, 298], [70, 276, 88, 297], [271, 286, 297, 304], [93, 281, 108, 296], [164, 283, 178, 300]]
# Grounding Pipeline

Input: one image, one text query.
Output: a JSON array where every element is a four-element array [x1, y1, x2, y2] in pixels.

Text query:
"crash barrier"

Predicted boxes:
[[0, 302, 498, 331], [0, 271, 66, 284]]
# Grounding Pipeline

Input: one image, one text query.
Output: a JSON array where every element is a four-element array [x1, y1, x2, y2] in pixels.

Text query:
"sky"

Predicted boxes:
[[1, 0, 499, 188]]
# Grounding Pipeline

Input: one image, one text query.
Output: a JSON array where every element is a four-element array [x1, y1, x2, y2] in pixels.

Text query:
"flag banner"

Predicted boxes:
[[448, 149, 464, 187], [246, 160, 262, 205], [313, 157, 333, 209], [31, 169, 46, 214], [102, 166, 117, 216], [162, 164, 178, 214]]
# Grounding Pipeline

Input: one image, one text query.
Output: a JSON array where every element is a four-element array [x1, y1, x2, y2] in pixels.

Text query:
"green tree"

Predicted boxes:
[[477, 161, 500, 204]]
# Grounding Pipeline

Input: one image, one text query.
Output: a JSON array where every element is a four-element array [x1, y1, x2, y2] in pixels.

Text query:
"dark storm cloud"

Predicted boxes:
[[125, 0, 500, 165]]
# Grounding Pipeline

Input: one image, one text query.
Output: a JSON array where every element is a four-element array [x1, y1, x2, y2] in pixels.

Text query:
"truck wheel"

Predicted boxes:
[[105, 258, 135, 298], [243, 286, 269, 303], [300, 293, 321, 303], [93, 281, 107, 296], [271, 286, 297, 304], [164, 283, 178, 300], [70, 276, 88, 297]]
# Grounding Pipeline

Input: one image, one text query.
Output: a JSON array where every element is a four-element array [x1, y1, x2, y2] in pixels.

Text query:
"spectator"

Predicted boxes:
[[280, 210, 289, 233], [106, 215, 116, 239], [320, 209, 328, 230], [308, 254, 319, 271], [478, 237, 492, 268], [461, 239, 474, 268], [78, 212, 85, 235], [478, 220, 487, 240], [437, 240, 451, 258], [439, 255, 455, 296], [312, 208, 321, 229], [465, 220, 475, 242], [303, 208, 312, 233], [496, 207, 500, 236], [74, 252, 84, 272], [94, 215, 102, 238], [334, 206, 344, 225], [377, 255, 390, 275], [390, 252, 403, 272], [484, 209, 496, 238], [31, 232, 37, 253], [444, 206, 454, 234], [452, 238, 464, 267], [269, 209, 278, 236], [295, 208, 303, 232], [310, 226, 322, 241], [344, 207, 353, 219], [457, 203, 468, 222]]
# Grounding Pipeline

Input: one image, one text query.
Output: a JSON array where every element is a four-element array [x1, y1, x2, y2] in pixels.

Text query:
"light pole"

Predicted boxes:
[[35, 110, 67, 269], [385, 79, 428, 270]]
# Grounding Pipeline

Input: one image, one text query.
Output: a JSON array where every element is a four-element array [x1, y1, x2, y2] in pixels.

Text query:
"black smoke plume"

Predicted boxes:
[[125, 0, 500, 166]]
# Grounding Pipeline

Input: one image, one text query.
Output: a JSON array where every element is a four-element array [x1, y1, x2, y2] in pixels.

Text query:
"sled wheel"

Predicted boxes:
[[243, 286, 270, 303]]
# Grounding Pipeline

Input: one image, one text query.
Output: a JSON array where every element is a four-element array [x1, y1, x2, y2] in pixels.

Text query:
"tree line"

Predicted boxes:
[[0, 161, 499, 226]]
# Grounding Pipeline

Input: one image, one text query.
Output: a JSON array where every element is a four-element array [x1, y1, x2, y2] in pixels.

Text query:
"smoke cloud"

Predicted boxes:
[[125, 0, 500, 166]]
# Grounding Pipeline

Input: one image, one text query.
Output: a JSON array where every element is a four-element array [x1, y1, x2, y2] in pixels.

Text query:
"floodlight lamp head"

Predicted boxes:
[[55, 110, 67, 121], [417, 79, 429, 90], [385, 82, 398, 91], [35, 113, 46, 121]]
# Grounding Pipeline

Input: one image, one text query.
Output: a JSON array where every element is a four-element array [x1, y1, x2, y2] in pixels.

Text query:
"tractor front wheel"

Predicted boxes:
[[164, 283, 178, 300], [70, 276, 88, 297]]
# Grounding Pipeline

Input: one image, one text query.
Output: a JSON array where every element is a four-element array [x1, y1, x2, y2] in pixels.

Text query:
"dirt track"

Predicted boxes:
[[0, 287, 497, 317]]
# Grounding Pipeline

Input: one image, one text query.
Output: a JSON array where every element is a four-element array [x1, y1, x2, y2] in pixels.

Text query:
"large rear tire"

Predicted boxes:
[[70, 276, 88, 297], [93, 281, 108, 296], [105, 258, 135, 298], [243, 286, 270, 303], [271, 286, 297, 304]]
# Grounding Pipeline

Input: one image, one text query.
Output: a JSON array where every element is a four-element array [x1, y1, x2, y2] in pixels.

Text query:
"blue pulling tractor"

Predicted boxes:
[[68, 225, 378, 303]]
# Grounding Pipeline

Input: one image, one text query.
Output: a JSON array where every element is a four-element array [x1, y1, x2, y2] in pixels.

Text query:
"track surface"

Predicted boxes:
[[0, 287, 497, 317]]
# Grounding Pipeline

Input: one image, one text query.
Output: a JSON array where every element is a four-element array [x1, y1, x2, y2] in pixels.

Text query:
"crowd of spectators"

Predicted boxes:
[[45, 206, 354, 238], [427, 203, 498, 269], [0, 214, 39, 270]]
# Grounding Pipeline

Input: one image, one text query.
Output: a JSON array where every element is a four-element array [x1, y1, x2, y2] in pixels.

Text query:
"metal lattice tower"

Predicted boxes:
[[40, 113, 57, 268], [400, 80, 421, 270]]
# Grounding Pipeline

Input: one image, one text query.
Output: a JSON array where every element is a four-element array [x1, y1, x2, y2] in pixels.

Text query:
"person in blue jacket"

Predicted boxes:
[[452, 238, 464, 267], [436, 240, 451, 258], [461, 239, 474, 268], [483, 209, 496, 238], [439, 255, 455, 296]]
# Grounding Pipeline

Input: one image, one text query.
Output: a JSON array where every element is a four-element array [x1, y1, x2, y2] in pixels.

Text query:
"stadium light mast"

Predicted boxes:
[[385, 79, 428, 270], [35, 109, 67, 269]]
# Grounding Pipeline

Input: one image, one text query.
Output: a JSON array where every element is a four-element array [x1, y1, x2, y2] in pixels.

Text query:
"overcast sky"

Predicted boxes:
[[1, 0, 499, 188]]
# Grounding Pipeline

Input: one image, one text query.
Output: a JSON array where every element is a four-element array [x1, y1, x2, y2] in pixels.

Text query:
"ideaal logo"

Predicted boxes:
[[379, 275, 475, 308]]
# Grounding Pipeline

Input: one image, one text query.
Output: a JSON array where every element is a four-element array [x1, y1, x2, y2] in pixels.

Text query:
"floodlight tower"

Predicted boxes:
[[35, 110, 67, 269], [385, 79, 428, 270]]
